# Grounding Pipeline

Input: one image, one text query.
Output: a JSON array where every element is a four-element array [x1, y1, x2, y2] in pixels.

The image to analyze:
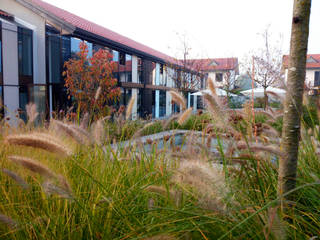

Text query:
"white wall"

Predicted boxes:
[[285, 68, 320, 87], [131, 55, 138, 119], [2, 21, 19, 124], [1, 0, 46, 85]]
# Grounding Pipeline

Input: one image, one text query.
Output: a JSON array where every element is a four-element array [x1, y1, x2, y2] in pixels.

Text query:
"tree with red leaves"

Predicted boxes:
[[63, 41, 120, 116]]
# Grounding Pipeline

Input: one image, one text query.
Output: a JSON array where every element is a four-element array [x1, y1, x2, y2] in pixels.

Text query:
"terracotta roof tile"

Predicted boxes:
[[186, 58, 239, 72], [28, 0, 175, 63], [283, 54, 320, 69]]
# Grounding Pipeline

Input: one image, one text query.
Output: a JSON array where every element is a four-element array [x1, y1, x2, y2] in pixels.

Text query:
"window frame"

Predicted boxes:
[[215, 72, 223, 82], [18, 26, 33, 85]]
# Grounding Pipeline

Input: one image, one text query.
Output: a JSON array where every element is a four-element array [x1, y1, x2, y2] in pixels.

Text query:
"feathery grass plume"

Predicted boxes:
[[1, 168, 29, 189], [263, 207, 286, 240], [42, 180, 73, 199], [57, 174, 73, 194], [255, 110, 275, 120], [203, 93, 226, 123], [143, 235, 177, 240], [51, 119, 90, 145], [26, 102, 39, 125], [94, 86, 102, 101], [5, 133, 73, 156], [162, 113, 180, 129], [266, 90, 285, 102], [169, 90, 186, 110], [0, 214, 18, 229], [80, 112, 89, 129], [171, 160, 227, 212], [237, 141, 284, 157], [8, 155, 56, 179], [145, 185, 178, 201], [131, 121, 156, 139], [208, 77, 216, 95], [125, 95, 136, 120], [177, 107, 193, 125], [92, 118, 105, 145]]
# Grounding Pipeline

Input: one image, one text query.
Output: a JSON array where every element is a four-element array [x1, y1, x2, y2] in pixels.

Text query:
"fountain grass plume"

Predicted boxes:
[[162, 113, 180, 129], [169, 90, 186, 110], [0, 214, 18, 229], [42, 180, 73, 199], [203, 93, 226, 123], [80, 112, 89, 129], [26, 102, 39, 125], [8, 155, 57, 179], [51, 119, 90, 145], [1, 168, 29, 189], [5, 132, 73, 156], [126, 95, 136, 120], [172, 160, 227, 211], [177, 107, 193, 125], [237, 141, 283, 157], [92, 118, 105, 145], [94, 86, 102, 101]]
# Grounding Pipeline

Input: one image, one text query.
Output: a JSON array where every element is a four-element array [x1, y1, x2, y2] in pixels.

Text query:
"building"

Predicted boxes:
[[0, 0, 206, 122], [188, 58, 239, 89], [283, 54, 320, 89]]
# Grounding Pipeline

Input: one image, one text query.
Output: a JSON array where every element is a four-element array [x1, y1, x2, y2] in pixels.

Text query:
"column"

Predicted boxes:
[[131, 55, 138, 119], [155, 63, 160, 118], [2, 22, 19, 125]]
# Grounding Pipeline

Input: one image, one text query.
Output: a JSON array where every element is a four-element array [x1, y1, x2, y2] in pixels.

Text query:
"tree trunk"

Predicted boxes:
[[264, 87, 268, 110], [278, 0, 311, 200]]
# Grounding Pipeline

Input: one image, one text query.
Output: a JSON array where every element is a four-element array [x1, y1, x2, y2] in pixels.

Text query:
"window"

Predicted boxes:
[[18, 27, 33, 85], [119, 52, 125, 65], [159, 90, 166, 117], [315, 71, 320, 86], [0, 21, 3, 118], [215, 73, 223, 82]]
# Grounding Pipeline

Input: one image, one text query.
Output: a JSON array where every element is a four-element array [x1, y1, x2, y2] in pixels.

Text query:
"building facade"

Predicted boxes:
[[283, 54, 320, 89], [0, 0, 207, 122]]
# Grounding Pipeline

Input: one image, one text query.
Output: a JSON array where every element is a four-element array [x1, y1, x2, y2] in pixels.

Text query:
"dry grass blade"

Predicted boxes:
[[126, 95, 136, 120], [26, 103, 39, 125], [169, 91, 186, 110], [8, 155, 56, 179], [177, 108, 193, 125], [143, 234, 177, 240], [131, 121, 155, 139], [51, 119, 90, 145], [237, 141, 283, 157], [5, 133, 73, 156], [0, 214, 18, 229], [1, 168, 29, 189], [42, 180, 73, 199], [208, 77, 216, 95], [255, 110, 275, 120], [145, 185, 177, 201], [266, 91, 284, 102]]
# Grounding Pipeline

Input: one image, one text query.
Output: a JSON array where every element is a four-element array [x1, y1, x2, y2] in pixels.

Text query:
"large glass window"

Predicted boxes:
[[0, 22, 3, 118], [18, 27, 33, 85], [138, 57, 143, 83], [119, 54, 132, 82], [159, 90, 166, 117], [71, 37, 92, 58], [315, 71, 320, 86]]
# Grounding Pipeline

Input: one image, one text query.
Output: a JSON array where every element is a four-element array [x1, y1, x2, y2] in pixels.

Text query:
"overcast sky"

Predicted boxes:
[[43, 0, 319, 61]]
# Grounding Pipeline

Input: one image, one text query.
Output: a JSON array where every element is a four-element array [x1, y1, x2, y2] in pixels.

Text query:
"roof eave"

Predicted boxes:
[[14, 0, 75, 34]]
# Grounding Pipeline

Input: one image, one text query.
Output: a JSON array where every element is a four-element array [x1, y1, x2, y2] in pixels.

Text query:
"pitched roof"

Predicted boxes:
[[26, 0, 175, 63], [186, 58, 239, 73], [282, 54, 320, 69]]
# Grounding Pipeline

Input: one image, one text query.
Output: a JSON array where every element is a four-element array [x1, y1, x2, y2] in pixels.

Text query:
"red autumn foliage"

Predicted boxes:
[[63, 41, 120, 114]]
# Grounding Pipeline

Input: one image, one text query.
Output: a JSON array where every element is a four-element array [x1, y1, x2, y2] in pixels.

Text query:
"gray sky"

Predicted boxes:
[[43, 0, 319, 61]]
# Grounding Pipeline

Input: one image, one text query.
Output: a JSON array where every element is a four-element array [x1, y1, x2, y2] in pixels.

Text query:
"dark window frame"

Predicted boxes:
[[0, 21, 3, 118], [315, 71, 320, 87], [18, 26, 33, 85], [215, 73, 223, 82]]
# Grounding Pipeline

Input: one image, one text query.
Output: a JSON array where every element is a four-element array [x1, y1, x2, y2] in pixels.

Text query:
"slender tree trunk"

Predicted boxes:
[[278, 0, 312, 200], [264, 87, 268, 110]]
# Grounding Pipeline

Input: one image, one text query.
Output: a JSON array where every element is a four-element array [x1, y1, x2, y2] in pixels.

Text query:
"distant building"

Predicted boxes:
[[187, 58, 239, 89], [283, 54, 320, 89], [0, 0, 207, 122]]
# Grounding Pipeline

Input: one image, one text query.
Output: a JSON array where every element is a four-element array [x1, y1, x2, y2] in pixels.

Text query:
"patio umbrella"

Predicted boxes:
[[240, 87, 286, 98]]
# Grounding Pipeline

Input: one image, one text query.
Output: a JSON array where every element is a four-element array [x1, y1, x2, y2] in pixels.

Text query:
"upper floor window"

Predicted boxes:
[[18, 27, 33, 85], [315, 71, 320, 87], [215, 73, 223, 82]]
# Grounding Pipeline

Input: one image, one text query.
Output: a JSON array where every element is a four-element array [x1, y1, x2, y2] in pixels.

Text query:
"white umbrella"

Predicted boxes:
[[241, 87, 286, 98], [191, 88, 237, 97]]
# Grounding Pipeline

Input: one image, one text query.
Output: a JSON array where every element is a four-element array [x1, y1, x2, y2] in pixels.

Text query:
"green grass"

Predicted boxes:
[[1, 107, 320, 239]]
